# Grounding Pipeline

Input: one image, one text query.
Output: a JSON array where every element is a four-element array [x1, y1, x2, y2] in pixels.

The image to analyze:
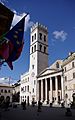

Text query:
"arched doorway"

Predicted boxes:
[[6, 96, 10, 102], [0, 96, 4, 103]]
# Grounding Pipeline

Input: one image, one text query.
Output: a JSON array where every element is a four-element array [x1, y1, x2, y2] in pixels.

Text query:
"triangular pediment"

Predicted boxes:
[[38, 68, 57, 77]]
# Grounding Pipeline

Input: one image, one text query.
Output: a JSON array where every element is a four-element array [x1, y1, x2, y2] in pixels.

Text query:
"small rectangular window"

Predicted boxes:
[[64, 67, 66, 72], [25, 86, 26, 92], [33, 88, 34, 93], [72, 62, 74, 68], [32, 65, 34, 69], [34, 80, 36, 85], [28, 85, 29, 92], [73, 72, 75, 78]]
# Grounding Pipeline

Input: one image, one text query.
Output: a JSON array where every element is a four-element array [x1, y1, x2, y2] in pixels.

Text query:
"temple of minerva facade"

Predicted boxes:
[[36, 60, 64, 105]]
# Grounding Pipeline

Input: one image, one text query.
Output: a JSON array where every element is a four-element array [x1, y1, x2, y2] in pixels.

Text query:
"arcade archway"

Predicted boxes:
[[0, 95, 4, 103], [6, 96, 10, 102]]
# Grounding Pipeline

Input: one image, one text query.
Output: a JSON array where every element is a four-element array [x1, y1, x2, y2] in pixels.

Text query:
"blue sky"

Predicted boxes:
[[0, 0, 75, 83]]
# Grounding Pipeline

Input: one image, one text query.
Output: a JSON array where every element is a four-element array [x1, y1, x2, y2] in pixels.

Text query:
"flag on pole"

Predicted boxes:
[[0, 2, 28, 70], [3, 15, 27, 70]]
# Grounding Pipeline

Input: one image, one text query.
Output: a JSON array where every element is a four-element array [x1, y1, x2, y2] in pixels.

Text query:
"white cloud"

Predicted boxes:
[[0, 77, 17, 85], [12, 10, 34, 31], [52, 30, 68, 42], [0, 77, 10, 84]]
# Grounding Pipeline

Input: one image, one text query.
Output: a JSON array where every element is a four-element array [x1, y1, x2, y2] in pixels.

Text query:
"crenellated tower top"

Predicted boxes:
[[31, 22, 48, 33]]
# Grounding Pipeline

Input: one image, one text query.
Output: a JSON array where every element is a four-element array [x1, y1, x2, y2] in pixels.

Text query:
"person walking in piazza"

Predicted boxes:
[[22, 99, 26, 110], [65, 98, 72, 116], [37, 100, 42, 112]]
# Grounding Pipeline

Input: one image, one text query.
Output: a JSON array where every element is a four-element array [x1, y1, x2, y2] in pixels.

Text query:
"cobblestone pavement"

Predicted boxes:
[[0, 105, 75, 120]]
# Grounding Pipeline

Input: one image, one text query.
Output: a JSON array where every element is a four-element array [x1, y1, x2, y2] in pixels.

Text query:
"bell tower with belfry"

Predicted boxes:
[[29, 22, 48, 102]]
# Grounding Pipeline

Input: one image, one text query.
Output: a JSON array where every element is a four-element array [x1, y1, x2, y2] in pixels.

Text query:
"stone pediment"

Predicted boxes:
[[38, 68, 57, 77]]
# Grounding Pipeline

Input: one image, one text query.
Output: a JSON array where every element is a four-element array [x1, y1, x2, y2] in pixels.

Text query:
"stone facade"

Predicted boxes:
[[37, 60, 64, 105], [20, 22, 75, 105], [62, 52, 75, 104], [20, 72, 30, 103], [12, 80, 20, 102], [0, 84, 13, 103]]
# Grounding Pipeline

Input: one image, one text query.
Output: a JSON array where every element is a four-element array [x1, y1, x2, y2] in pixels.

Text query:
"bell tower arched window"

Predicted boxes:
[[32, 47, 33, 53], [34, 45, 36, 52], [39, 44, 42, 51], [39, 33, 42, 40], [44, 46, 46, 53], [34, 33, 36, 40]]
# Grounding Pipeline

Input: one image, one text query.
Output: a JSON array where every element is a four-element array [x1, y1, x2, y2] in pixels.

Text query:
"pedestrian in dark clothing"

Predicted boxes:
[[5, 100, 9, 111], [37, 100, 41, 112], [22, 100, 26, 110], [32, 101, 35, 107]]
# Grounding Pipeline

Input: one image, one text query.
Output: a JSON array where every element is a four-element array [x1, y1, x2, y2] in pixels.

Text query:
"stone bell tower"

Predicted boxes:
[[29, 22, 48, 102]]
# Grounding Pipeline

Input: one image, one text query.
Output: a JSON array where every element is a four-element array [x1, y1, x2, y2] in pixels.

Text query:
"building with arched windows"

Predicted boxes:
[[0, 83, 13, 103], [20, 23, 75, 106]]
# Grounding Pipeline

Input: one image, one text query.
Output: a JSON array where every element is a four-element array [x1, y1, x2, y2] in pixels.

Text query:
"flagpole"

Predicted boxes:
[[9, 77, 10, 85], [25, 13, 29, 17], [23, 13, 29, 19]]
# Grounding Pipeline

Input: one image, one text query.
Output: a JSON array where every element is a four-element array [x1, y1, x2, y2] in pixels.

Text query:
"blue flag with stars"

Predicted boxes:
[[3, 16, 26, 70]]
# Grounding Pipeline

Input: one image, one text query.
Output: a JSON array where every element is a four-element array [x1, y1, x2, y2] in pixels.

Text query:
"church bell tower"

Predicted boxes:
[[29, 22, 48, 101]]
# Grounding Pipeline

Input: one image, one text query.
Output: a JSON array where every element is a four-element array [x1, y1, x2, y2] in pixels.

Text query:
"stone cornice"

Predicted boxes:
[[62, 52, 75, 66]]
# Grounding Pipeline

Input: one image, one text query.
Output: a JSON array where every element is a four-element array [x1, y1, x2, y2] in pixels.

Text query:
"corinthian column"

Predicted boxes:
[[50, 77, 53, 102], [45, 78, 47, 103], [61, 75, 64, 100], [36, 80, 39, 101], [55, 76, 58, 102], [41, 79, 43, 102]]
